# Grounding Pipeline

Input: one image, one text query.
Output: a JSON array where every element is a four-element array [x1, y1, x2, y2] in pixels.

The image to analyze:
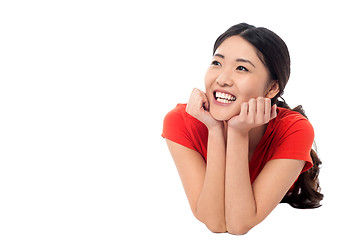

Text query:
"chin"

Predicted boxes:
[[210, 107, 238, 121]]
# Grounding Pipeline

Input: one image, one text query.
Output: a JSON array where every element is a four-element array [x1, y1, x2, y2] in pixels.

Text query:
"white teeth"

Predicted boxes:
[[215, 91, 236, 102], [216, 98, 232, 103]]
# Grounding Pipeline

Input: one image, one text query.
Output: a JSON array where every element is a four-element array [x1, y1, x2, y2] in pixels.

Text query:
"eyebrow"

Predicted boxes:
[[214, 53, 256, 68]]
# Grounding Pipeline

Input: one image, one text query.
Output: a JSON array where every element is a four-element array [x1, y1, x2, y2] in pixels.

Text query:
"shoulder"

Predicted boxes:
[[272, 107, 314, 138], [163, 103, 206, 128], [164, 103, 187, 120], [162, 103, 207, 151], [162, 103, 187, 134], [162, 104, 191, 130], [269, 107, 315, 172]]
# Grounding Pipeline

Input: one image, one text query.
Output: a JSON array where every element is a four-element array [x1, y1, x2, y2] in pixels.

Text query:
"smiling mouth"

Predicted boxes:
[[213, 91, 237, 104]]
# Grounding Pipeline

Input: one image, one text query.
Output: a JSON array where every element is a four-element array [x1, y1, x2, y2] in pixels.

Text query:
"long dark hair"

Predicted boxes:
[[214, 23, 323, 209]]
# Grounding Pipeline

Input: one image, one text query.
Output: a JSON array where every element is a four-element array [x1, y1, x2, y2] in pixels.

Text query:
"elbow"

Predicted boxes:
[[225, 212, 258, 235], [197, 216, 227, 233], [227, 227, 250, 236], [194, 210, 227, 233], [195, 214, 226, 233], [205, 221, 227, 233], [226, 223, 253, 236]]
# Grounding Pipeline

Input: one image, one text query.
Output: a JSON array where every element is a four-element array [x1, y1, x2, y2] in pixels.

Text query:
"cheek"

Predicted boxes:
[[204, 70, 214, 89], [235, 80, 267, 101]]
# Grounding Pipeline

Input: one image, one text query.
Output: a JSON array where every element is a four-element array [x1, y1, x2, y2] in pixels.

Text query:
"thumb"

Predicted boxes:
[[270, 104, 277, 119], [199, 91, 210, 111]]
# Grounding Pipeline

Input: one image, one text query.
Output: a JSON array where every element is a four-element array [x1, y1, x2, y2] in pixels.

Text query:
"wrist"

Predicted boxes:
[[208, 123, 226, 142], [207, 122, 224, 132], [227, 126, 249, 137]]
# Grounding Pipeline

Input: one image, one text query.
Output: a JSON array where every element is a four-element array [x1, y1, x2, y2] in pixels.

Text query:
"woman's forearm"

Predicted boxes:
[[196, 126, 227, 232], [225, 129, 256, 234]]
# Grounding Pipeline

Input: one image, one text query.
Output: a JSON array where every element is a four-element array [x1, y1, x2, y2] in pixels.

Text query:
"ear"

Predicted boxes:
[[265, 81, 280, 99]]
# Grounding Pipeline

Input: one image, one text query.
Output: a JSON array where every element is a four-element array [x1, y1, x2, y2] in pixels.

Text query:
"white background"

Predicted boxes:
[[1, 0, 360, 239]]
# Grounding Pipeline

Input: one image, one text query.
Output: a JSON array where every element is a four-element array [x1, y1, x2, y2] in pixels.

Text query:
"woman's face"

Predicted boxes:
[[205, 35, 278, 121]]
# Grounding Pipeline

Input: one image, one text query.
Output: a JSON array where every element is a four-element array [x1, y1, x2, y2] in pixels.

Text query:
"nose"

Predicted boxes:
[[215, 71, 233, 87]]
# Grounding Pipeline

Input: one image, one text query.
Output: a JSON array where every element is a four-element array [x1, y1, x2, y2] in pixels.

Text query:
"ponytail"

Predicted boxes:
[[277, 98, 324, 209]]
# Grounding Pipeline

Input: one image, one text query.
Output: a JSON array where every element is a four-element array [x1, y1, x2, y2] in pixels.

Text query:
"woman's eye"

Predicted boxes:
[[236, 65, 248, 71], [211, 60, 221, 66]]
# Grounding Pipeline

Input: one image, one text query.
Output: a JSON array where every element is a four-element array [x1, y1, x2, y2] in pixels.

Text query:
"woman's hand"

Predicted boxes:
[[186, 88, 223, 130], [227, 97, 277, 134]]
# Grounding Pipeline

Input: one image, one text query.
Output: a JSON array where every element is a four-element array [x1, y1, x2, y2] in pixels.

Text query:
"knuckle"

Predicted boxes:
[[192, 88, 199, 95], [257, 97, 265, 106], [249, 98, 256, 103]]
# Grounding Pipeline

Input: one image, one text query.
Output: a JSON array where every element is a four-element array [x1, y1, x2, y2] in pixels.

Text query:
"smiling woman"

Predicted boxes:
[[161, 23, 323, 235]]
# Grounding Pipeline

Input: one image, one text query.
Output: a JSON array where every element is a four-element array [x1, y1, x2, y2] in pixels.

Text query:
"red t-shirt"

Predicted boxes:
[[162, 104, 314, 186]]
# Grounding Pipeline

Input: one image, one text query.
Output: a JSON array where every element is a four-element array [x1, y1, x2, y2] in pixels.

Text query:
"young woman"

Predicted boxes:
[[162, 23, 323, 235]]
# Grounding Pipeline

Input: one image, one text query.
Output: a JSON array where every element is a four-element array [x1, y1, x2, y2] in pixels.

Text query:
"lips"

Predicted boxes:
[[213, 90, 236, 104]]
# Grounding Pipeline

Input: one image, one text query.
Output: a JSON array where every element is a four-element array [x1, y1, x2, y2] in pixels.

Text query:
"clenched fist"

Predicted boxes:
[[186, 88, 223, 129]]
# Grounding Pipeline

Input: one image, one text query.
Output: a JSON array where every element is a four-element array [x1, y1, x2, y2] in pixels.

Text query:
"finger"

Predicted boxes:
[[187, 88, 202, 114], [256, 97, 265, 116], [248, 98, 257, 122], [270, 104, 278, 119], [264, 98, 272, 121], [195, 90, 211, 116], [192, 89, 205, 108], [199, 91, 209, 111], [240, 102, 248, 121], [189, 88, 199, 103]]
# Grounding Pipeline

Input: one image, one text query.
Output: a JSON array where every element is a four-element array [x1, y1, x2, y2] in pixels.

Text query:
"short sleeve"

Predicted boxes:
[[162, 105, 197, 151], [270, 119, 314, 173]]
